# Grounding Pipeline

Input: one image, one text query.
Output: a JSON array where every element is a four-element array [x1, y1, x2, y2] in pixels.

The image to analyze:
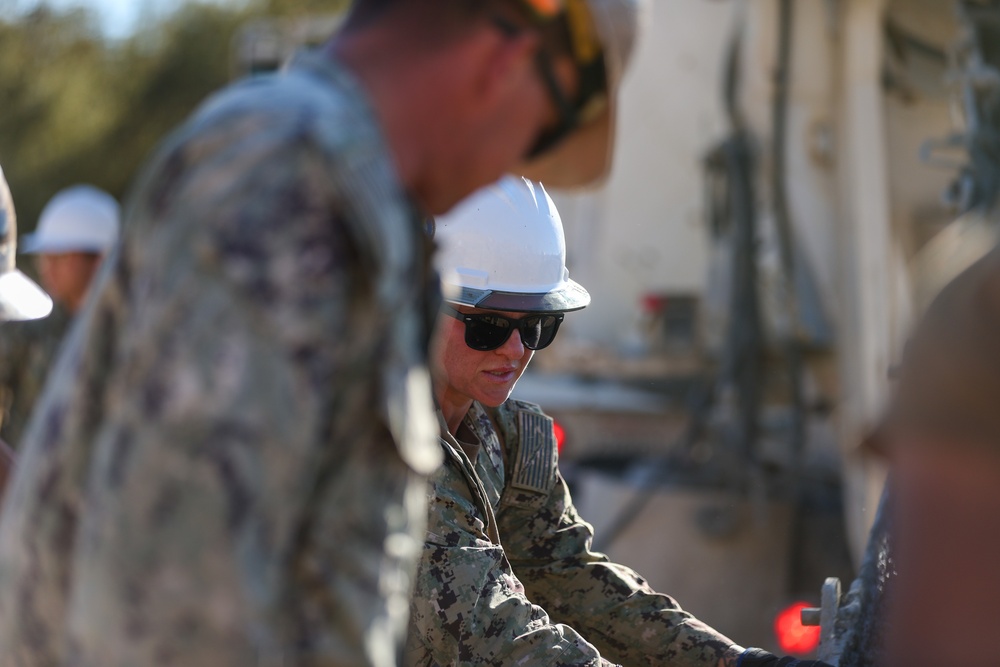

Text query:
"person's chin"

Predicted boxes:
[[475, 387, 514, 408]]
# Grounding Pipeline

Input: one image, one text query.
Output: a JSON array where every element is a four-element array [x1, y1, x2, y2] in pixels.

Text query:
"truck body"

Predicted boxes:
[[513, 0, 985, 654]]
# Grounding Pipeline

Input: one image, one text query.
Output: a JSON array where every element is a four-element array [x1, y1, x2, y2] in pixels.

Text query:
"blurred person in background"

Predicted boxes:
[[0, 163, 53, 495], [0, 185, 119, 448], [410, 175, 830, 667], [0, 0, 645, 665]]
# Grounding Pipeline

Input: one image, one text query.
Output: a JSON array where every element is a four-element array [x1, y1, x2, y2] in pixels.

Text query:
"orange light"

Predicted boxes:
[[774, 601, 820, 656], [521, 0, 561, 18], [552, 419, 566, 455]]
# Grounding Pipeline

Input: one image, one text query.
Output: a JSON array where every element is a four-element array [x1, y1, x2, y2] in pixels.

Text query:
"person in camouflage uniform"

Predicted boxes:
[[0, 1, 645, 666], [408, 176, 831, 667], [0, 185, 120, 449], [0, 163, 54, 496]]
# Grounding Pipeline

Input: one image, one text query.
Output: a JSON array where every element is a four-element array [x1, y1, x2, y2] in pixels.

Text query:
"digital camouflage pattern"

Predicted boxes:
[[406, 399, 742, 666], [0, 50, 441, 667], [0, 304, 71, 448]]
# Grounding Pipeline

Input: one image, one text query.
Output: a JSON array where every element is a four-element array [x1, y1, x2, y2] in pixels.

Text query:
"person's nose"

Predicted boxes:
[[496, 327, 525, 359]]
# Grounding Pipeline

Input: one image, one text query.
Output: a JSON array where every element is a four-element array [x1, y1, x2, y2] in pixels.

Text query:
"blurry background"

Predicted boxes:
[[0, 0, 346, 233]]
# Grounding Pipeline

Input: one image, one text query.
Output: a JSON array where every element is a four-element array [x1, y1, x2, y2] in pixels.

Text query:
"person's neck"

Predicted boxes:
[[325, 34, 434, 209], [441, 399, 473, 436], [435, 382, 473, 436]]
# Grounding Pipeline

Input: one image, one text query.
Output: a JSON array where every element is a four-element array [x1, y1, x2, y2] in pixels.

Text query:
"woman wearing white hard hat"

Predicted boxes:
[[431, 175, 589, 424], [408, 176, 806, 667]]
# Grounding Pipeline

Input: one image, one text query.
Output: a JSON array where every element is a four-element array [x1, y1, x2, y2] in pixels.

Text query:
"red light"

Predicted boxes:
[[641, 293, 669, 314], [552, 419, 566, 455], [774, 601, 820, 656]]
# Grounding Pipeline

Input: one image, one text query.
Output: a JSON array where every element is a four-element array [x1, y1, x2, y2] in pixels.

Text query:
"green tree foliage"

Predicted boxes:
[[0, 0, 347, 239], [262, 0, 349, 16], [0, 6, 122, 230]]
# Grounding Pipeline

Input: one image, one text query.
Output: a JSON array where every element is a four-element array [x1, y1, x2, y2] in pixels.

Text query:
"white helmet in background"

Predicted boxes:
[[21, 185, 120, 255], [434, 175, 590, 313], [0, 165, 52, 321]]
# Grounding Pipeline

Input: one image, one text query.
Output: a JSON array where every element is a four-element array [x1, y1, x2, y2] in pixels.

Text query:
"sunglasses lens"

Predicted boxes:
[[465, 315, 512, 351], [518, 317, 541, 348], [522, 315, 561, 350]]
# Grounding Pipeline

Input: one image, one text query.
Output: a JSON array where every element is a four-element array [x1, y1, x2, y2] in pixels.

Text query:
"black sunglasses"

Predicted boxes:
[[442, 303, 564, 351]]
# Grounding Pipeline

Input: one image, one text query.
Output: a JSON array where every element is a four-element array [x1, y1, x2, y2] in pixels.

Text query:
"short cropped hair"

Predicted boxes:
[[342, 0, 484, 31]]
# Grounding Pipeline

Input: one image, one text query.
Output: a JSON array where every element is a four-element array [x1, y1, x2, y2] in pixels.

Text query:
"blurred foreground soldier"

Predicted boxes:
[[0, 185, 119, 447], [0, 165, 53, 497], [882, 245, 1000, 664], [0, 0, 644, 665], [411, 176, 830, 667]]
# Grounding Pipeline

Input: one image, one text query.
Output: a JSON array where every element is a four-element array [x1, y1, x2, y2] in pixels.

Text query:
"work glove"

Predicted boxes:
[[737, 648, 833, 667]]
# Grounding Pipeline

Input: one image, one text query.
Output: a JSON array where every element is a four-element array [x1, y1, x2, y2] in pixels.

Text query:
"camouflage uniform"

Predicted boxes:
[[406, 399, 737, 666], [0, 303, 71, 448], [0, 50, 441, 667]]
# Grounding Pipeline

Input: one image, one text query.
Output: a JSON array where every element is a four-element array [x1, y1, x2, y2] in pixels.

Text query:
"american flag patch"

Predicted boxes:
[[510, 410, 556, 494]]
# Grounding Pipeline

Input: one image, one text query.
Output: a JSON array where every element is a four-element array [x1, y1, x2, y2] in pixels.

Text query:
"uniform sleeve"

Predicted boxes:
[[406, 442, 618, 667], [495, 407, 741, 667]]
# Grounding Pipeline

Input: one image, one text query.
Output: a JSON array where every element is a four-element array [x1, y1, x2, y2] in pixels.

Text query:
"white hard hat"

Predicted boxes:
[[21, 185, 120, 255], [517, 0, 650, 188], [434, 175, 590, 312], [0, 165, 53, 321]]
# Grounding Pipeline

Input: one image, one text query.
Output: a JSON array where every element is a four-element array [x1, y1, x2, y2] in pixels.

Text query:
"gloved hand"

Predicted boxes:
[[737, 647, 833, 667]]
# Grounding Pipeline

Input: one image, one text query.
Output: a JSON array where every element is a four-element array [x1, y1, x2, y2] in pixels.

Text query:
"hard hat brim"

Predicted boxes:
[[20, 232, 107, 255], [0, 270, 53, 321], [445, 278, 591, 313]]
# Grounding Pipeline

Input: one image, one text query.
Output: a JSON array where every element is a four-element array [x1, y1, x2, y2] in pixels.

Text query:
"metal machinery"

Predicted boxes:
[[801, 2, 1000, 663], [517, 0, 994, 654]]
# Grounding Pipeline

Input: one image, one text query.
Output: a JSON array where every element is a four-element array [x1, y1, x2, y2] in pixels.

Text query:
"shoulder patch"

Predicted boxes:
[[509, 409, 556, 494]]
